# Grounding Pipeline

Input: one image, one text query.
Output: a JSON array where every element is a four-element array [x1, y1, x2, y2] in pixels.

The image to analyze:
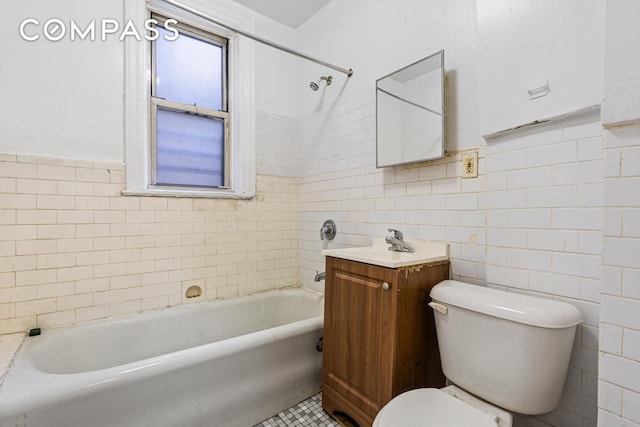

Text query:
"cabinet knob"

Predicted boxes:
[[382, 282, 390, 290]]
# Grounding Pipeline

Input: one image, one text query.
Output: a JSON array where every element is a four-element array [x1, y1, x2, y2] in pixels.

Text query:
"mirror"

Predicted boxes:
[[376, 50, 445, 167]]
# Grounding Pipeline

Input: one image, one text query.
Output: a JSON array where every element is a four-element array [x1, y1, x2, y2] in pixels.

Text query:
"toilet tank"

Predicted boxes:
[[429, 280, 583, 415]]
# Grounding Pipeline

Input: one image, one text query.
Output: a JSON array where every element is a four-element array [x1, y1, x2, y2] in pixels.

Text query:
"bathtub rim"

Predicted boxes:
[[0, 286, 324, 415]]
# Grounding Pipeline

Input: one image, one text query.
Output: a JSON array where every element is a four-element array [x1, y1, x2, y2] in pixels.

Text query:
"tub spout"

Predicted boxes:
[[314, 272, 325, 282]]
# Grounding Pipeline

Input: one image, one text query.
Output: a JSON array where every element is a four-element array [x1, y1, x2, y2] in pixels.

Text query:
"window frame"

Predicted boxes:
[[123, 0, 256, 200], [149, 15, 231, 190]]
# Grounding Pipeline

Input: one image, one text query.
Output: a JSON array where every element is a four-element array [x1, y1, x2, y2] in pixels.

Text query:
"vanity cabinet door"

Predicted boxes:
[[322, 257, 397, 425], [322, 256, 449, 427]]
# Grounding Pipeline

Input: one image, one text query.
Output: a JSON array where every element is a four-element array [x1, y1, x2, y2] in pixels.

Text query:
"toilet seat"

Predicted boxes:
[[373, 386, 506, 427]]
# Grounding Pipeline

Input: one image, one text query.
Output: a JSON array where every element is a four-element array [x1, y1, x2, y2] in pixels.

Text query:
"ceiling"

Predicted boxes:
[[231, 0, 332, 28]]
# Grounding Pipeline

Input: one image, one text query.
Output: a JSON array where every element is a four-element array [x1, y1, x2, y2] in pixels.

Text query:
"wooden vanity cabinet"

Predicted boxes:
[[321, 256, 449, 427]]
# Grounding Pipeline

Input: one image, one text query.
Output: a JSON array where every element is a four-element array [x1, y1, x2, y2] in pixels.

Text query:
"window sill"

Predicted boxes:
[[122, 187, 255, 200]]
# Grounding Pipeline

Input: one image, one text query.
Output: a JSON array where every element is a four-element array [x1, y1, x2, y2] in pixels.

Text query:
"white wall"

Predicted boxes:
[[1, 1, 125, 161], [0, 0, 297, 161]]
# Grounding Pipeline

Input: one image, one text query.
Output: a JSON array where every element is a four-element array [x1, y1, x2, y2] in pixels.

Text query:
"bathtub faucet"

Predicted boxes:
[[314, 272, 325, 282], [385, 228, 414, 253]]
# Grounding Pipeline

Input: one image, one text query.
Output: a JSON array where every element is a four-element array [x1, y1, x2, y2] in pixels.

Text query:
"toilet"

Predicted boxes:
[[373, 280, 583, 427]]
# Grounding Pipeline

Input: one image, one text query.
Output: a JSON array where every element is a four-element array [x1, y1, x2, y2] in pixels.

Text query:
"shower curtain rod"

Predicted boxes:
[[155, 0, 354, 77]]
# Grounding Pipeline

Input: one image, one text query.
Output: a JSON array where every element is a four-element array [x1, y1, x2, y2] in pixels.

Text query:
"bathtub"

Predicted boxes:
[[0, 287, 324, 427]]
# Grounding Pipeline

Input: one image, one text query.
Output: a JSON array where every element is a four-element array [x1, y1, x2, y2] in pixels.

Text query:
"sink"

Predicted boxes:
[[322, 238, 449, 268]]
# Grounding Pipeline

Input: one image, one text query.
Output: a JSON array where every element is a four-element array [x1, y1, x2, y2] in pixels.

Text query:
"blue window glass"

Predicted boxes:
[[156, 109, 225, 187], [155, 27, 224, 111]]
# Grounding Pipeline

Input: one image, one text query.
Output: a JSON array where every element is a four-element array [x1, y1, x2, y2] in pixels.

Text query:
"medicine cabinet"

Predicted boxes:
[[376, 50, 445, 167]]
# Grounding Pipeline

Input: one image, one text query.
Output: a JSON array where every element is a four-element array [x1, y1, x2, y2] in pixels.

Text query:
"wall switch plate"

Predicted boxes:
[[462, 150, 478, 178]]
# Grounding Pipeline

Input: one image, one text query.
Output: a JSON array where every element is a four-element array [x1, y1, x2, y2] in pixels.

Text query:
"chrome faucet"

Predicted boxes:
[[314, 272, 325, 282], [385, 229, 414, 253]]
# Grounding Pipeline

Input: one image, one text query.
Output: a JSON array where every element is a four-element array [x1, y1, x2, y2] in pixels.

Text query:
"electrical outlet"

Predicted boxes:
[[462, 150, 478, 178]]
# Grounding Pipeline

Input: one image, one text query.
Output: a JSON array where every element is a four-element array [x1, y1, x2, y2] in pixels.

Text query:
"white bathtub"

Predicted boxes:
[[0, 288, 324, 427]]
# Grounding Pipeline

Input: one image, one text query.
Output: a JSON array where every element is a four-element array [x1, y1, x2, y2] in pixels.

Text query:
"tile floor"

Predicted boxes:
[[254, 393, 341, 427]]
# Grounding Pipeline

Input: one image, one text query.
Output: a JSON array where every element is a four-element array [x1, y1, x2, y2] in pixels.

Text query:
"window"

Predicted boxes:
[[150, 15, 229, 189], [124, 2, 255, 199]]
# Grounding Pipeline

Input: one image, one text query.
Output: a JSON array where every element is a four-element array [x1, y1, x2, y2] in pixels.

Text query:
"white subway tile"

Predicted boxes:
[[507, 208, 551, 229], [604, 208, 623, 237], [57, 181, 93, 196], [15, 269, 56, 286], [605, 148, 623, 178], [37, 164, 76, 181], [622, 268, 640, 299], [598, 381, 622, 415], [600, 353, 640, 397], [578, 137, 604, 161], [553, 252, 601, 279], [37, 195, 75, 210], [16, 178, 57, 195], [487, 227, 528, 248], [579, 231, 603, 254], [36, 253, 75, 269], [76, 168, 111, 183], [529, 271, 580, 298], [564, 121, 602, 141], [76, 278, 109, 294], [56, 238, 93, 253], [487, 189, 527, 209], [528, 186, 578, 208], [37, 309, 75, 329], [432, 177, 461, 194], [605, 177, 640, 207], [554, 160, 603, 186], [57, 294, 93, 311], [601, 295, 640, 330], [0, 161, 36, 179], [553, 207, 602, 230], [623, 329, 640, 361], [37, 225, 74, 239], [486, 171, 507, 191], [487, 149, 527, 172], [446, 193, 478, 210], [622, 146, 640, 177], [57, 210, 93, 224], [604, 237, 640, 269], [76, 196, 110, 210], [580, 278, 601, 303], [528, 229, 578, 252], [486, 265, 528, 289], [507, 167, 552, 189], [623, 209, 640, 238], [76, 305, 110, 323], [16, 298, 56, 317], [57, 266, 93, 282], [623, 389, 640, 424], [76, 251, 110, 266], [527, 141, 577, 168]]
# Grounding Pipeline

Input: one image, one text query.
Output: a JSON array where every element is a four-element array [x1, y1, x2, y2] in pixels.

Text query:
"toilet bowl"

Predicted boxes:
[[373, 385, 512, 427], [373, 280, 582, 427]]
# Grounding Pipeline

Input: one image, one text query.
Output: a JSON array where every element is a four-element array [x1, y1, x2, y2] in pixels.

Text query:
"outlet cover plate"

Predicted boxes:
[[462, 150, 478, 178]]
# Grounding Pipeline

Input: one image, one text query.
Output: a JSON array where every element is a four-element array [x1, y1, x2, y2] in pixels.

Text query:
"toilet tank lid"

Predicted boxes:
[[430, 280, 583, 328]]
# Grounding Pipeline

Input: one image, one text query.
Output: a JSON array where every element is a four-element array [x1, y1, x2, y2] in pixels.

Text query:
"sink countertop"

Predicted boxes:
[[322, 238, 449, 268]]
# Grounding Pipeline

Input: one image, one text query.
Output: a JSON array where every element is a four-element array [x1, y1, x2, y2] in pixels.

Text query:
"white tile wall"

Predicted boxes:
[[599, 123, 640, 427], [1, 92, 637, 426], [0, 153, 299, 335]]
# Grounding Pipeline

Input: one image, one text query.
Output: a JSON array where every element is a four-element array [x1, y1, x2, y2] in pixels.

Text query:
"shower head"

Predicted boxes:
[[310, 75, 333, 91]]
